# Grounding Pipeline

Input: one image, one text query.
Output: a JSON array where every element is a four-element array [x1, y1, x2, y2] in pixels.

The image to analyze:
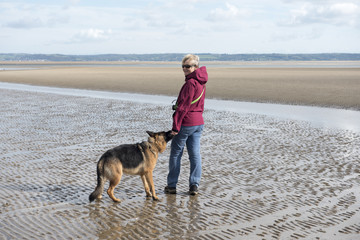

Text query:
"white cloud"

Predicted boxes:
[[71, 28, 113, 43], [330, 3, 359, 15], [5, 15, 69, 29], [206, 3, 248, 22], [1, 3, 69, 29], [271, 27, 323, 42], [286, 2, 360, 26], [5, 17, 44, 29]]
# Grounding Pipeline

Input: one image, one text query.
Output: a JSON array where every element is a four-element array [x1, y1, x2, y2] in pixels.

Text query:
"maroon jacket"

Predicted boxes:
[[172, 66, 208, 132]]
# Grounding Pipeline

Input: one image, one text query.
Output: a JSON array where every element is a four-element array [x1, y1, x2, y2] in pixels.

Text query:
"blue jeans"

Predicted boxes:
[[167, 125, 204, 188]]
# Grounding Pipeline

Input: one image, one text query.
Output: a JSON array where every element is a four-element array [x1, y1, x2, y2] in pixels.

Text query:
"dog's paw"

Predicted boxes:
[[152, 196, 160, 201]]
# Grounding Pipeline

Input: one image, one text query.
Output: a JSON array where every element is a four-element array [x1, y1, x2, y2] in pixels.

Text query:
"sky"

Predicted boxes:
[[0, 0, 359, 54]]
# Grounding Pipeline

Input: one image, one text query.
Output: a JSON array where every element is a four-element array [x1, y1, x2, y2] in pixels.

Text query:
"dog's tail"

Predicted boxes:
[[89, 158, 106, 202]]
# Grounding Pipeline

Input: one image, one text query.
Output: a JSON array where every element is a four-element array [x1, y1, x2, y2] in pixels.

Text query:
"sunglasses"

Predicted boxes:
[[182, 64, 195, 68]]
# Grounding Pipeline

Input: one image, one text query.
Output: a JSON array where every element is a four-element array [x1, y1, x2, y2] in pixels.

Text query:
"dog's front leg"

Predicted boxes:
[[145, 172, 159, 201], [140, 174, 152, 198]]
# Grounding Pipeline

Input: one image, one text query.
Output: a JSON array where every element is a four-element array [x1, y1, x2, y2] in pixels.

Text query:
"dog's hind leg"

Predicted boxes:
[[107, 173, 122, 202], [144, 172, 159, 201], [140, 174, 151, 198]]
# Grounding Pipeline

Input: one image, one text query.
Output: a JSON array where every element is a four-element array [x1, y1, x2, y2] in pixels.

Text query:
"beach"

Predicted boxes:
[[0, 62, 360, 239], [1, 61, 360, 109]]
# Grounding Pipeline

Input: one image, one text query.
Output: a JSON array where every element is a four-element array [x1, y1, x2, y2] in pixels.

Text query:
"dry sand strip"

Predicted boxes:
[[0, 62, 359, 110]]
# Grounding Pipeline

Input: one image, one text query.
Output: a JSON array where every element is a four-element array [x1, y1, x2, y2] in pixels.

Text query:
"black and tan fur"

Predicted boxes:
[[89, 131, 173, 202]]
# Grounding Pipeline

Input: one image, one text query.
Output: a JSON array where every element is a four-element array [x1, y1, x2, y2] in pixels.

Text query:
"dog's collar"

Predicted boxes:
[[138, 142, 157, 158]]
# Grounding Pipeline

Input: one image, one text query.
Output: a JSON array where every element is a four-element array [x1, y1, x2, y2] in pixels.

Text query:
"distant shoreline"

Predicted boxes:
[[1, 53, 360, 62], [1, 60, 360, 68]]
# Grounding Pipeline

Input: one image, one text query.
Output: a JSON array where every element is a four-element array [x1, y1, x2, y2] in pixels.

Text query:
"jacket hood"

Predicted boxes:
[[185, 66, 208, 85]]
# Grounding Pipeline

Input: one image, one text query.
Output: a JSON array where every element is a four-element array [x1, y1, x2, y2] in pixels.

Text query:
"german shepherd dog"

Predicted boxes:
[[89, 131, 173, 203]]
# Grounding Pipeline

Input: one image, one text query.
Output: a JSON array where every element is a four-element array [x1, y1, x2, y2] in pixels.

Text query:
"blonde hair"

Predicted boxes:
[[182, 54, 200, 67]]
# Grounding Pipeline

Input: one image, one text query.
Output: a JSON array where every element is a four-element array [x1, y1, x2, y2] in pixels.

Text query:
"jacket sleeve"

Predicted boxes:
[[172, 81, 196, 132]]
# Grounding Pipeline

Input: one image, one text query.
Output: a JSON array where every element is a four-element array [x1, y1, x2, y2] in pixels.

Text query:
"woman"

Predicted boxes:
[[165, 54, 208, 195]]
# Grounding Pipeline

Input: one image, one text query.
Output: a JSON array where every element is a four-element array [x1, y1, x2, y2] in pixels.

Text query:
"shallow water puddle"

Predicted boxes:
[[1, 82, 360, 132]]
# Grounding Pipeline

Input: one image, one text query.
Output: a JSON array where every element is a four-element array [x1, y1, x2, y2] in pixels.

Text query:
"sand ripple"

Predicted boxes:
[[0, 89, 359, 239]]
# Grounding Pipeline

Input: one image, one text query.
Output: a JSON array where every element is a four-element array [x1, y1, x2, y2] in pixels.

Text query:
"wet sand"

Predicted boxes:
[[0, 63, 360, 239]]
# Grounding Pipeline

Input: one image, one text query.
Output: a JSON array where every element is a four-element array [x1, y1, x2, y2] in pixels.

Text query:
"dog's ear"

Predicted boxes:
[[146, 131, 155, 138]]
